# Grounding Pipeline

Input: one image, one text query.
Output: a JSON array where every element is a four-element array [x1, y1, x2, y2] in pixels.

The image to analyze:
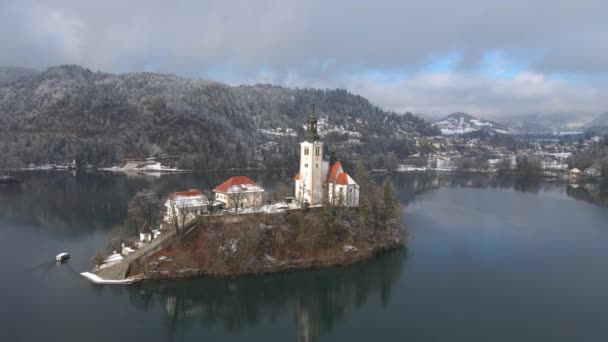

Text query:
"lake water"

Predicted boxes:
[[1, 171, 607, 341]]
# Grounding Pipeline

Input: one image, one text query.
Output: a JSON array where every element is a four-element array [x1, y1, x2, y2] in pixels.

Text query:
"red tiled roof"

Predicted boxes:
[[213, 176, 258, 192], [336, 173, 349, 185], [293, 173, 300, 180], [327, 161, 341, 182], [169, 189, 203, 199]]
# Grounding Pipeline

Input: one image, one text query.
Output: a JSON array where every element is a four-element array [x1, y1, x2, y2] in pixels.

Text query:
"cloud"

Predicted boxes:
[[1, 0, 607, 117], [348, 71, 605, 117]]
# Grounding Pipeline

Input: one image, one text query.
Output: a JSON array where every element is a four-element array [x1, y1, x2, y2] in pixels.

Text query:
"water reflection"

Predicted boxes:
[[131, 250, 405, 341], [0, 170, 290, 237], [566, 181, 608, 207], [386, 172, 608, 207], [2, 171, 606, 239], [1, 171, 608, 340]]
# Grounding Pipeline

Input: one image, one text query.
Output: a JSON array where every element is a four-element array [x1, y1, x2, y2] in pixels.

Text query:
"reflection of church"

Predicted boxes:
[[152, 250, 404, 341], [296, 296, 320, 342], [293, 105, 360, 207]]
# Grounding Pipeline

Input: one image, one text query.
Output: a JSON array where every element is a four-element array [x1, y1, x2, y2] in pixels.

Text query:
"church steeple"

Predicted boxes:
[[305, 103, 320, 142]]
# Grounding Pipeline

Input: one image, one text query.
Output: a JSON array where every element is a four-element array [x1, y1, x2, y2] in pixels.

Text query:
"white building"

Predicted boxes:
[[213, 176, 265, 210], [294, 105, 360, 207], [164, 189, 208, 223]]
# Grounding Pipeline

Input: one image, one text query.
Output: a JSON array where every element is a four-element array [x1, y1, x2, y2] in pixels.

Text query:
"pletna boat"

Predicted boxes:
[[56, 253, 70, 262]]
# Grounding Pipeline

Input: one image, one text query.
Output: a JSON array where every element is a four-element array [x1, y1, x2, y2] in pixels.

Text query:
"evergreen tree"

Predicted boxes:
[[383, 178, 397, 222], [322, 205, 337, 248], [354, 161, 376, 240]]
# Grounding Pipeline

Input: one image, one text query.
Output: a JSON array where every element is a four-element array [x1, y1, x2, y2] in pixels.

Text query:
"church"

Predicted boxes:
[[293, 106, 360, 207]]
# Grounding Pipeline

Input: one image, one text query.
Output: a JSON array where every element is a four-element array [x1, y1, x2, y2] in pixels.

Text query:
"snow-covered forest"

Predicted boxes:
[[0, 65, 438, 170]]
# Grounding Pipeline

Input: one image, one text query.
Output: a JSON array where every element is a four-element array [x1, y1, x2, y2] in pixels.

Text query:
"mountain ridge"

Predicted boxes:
[[0, 65, 438, 169]]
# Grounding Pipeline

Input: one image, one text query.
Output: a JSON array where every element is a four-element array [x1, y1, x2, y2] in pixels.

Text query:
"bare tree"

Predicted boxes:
[[127, 191, 160, 235], [166, 197, 191, 237], [229, 187, 245, 213], [204, 193, 215, 214]]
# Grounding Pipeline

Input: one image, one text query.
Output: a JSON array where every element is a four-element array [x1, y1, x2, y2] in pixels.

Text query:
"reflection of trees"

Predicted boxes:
[[566, 182, 608, 207], [0, 170, 289, 238], [387, 172, 559, 205], [386, 171, 608, 209], [130, 250, 406, 341]]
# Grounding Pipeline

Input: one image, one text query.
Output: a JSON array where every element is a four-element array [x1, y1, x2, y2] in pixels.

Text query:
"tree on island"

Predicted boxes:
[[167, 196, 193, 238], [127, 191, 160, 235], [354, 161, 377, 240], [229, 187, 245, 213], [383, 178, 397, 220], [382, 178, 400, 234]]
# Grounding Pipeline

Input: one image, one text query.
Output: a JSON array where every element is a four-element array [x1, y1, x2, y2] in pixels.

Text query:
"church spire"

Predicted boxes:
[[305, 103, 320, 142]]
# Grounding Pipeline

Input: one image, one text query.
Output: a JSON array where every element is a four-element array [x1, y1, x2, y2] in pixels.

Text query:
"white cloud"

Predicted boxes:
[[1, 0, 608, 118], [340, 71, 607, 118]]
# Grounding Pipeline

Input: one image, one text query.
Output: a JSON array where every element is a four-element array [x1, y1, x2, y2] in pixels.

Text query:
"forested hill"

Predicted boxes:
[[0, 65, 438, 170]]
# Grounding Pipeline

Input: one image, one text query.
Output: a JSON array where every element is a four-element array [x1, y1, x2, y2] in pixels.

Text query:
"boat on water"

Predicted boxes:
[[56, 253, 70, 262]]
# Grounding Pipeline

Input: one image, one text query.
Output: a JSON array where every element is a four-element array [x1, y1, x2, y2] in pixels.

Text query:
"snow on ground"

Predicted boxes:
[[556, 131, 583, 136], [470, 119, 492, 126], [221, 202, 301, 215], [440, 127, 478, 135], [80, 272, 141, 285], [256, 128, 297, 137], [544, 152, 572, 158]]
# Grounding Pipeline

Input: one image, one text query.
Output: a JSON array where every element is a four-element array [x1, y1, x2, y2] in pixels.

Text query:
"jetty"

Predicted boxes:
[[82, 218, 197, 285], [80, 272, 142, 285]]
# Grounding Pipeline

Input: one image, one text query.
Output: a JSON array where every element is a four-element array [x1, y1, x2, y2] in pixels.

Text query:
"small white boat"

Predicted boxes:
[[56, 252, 70, 262]]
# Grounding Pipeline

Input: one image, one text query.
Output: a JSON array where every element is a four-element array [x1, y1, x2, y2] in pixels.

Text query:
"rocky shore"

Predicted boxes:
[[124, 208, 406, 281]]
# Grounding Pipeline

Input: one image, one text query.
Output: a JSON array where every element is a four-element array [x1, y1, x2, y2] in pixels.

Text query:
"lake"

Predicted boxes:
[[1, 171, 607, 341]]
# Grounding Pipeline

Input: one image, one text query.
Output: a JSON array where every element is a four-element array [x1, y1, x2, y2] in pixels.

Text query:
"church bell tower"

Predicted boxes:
[[297, 104, 324, 205]]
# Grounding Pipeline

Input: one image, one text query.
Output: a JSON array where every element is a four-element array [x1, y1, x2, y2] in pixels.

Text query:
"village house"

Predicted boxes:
[[293, 105, 360, 207], [213, 176, 265, 209], [164, 189, 208, 223], [569, 168, 581, 182]]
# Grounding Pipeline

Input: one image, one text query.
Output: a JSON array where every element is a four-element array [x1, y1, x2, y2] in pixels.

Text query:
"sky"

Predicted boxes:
[[1, 0, 607, 119]]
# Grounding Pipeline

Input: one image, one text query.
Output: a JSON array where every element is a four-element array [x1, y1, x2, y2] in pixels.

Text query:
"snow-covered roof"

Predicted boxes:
[[167, 189, 207, 208], [169, 189, 204, 199]]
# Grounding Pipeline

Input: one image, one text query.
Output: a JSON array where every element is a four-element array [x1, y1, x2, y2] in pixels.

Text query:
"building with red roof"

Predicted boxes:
[[213, 176, 265, 210]]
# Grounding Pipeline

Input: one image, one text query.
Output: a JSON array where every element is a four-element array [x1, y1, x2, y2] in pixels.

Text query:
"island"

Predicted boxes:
[[87, 107, 406, 283]]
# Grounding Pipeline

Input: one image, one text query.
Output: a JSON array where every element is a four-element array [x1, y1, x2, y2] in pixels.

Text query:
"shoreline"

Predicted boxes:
[[140, 241, 405, 281], [88, 204, 407, 284]]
